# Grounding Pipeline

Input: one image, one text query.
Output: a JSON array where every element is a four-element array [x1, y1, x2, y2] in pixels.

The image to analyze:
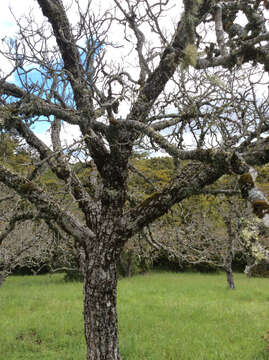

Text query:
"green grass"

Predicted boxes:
[[0, 272, 269, 359]]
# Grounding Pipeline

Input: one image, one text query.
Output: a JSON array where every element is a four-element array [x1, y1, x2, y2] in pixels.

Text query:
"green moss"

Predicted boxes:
[[252, 200, 269, 218], [139, 192, 160, 208], [238, 173, 255, 198], [238, 173, 254, 187], [20, 182, 36, 194]]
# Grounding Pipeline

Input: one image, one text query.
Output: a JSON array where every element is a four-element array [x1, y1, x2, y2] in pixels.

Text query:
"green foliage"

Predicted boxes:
[[257, 165, 269, 183], [128, 156, 174, 195], [39, 169, 63, 192], [0, 133, 32, 176]]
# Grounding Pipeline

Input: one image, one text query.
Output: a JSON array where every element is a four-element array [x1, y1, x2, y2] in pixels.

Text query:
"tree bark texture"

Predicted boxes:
[[224, 217, 235, 289], [83, 244, 121, 360]]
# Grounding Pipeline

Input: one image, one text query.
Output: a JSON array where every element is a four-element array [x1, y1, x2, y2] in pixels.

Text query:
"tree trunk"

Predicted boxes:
[[224, 216, 235, 289], [225, 267, 235, 289], [126, 251, 134, 278], [127, 260, 133, 278], [83, 251, 121, 360], [0, 270, 8, 288]]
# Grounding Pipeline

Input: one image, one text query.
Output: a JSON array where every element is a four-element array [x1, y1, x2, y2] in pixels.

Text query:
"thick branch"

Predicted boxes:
[[0, 81, 108, 131], [214, 4, 227, 56], [200, 189, 240, 196], [0, 81, 82, 125], [196, 33, 269, 70], [118, 119, 269, 169], [0, 195, 14, 203], [124, 161, 230, 237], [0, 109, 98, 218], [239, 167, 269, 227], [127, 1, 209, 123], [37, 0, 91, 110], [0, 164, 94, 244]]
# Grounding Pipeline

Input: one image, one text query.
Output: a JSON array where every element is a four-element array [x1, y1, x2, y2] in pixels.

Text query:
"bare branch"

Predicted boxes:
[[0, 212, 36, 246], [37, 0, 92, 111], [127, 0, 208, 123], [0, 164, 94, 244], [214, 4, 227, 56]]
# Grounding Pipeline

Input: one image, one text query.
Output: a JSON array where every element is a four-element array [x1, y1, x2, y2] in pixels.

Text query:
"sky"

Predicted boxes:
[[1, 1, 268, 154], [0, 1, 96, 146], [0, 0, 183, 151]]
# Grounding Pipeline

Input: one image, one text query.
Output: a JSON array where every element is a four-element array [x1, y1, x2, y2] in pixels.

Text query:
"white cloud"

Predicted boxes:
[[36, 123, 82, 149], [0, 0, 39, 33]]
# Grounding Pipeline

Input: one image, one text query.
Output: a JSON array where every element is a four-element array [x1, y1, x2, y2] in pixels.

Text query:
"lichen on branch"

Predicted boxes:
[[239, 168, 269, 227], [182, 0, 200, 67]]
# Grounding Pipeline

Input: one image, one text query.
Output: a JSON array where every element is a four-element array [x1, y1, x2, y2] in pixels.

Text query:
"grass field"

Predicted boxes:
[[0, 272, 269, 360]]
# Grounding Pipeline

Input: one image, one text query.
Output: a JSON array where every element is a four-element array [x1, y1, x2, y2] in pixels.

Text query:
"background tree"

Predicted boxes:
[[125, 157, 269, 288], [144, 194, 262, 289], [1, 1, 269, 359]]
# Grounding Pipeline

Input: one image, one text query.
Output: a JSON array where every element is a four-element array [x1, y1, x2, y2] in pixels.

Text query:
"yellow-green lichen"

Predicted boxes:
[[139, 192, 160, 209], [242, 228, 255, 243], [251, 243, 267, 262], [182, 44, 198, 68]]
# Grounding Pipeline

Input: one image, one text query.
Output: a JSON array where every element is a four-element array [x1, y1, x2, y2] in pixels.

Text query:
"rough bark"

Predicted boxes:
[[37, 0, 91, 110], [128, 0, 210, 123], [82, 158, 126, 359], [83, 244, 121, 360], [0, 164, 93, 245], [224, 217, 235, 289], [125, 161, 233, 237]]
